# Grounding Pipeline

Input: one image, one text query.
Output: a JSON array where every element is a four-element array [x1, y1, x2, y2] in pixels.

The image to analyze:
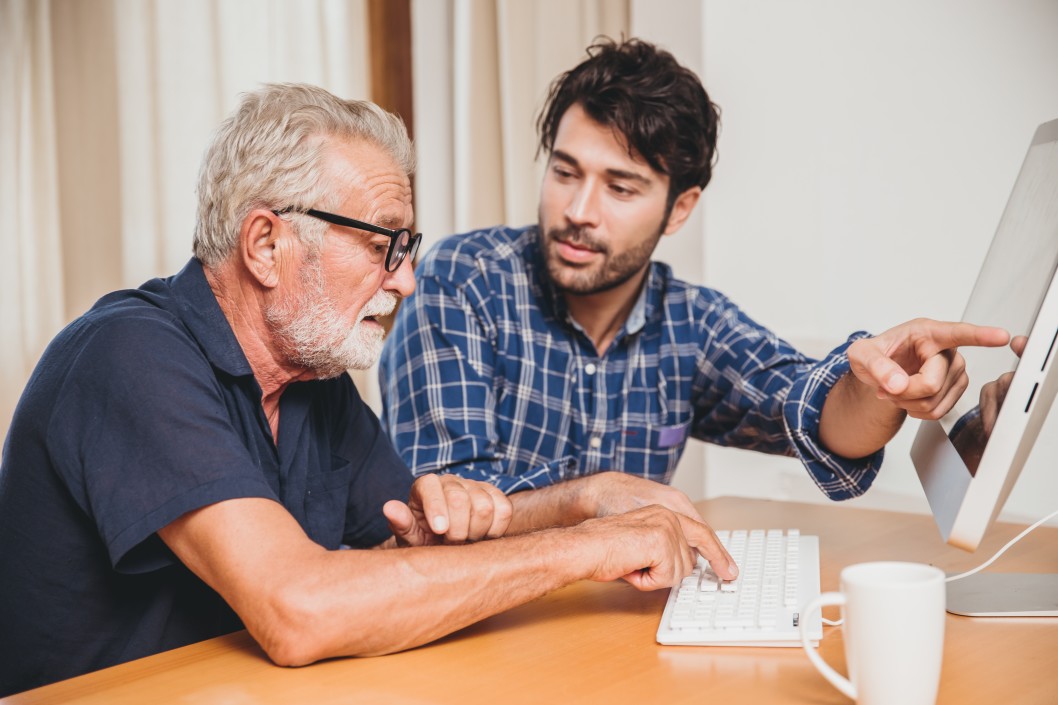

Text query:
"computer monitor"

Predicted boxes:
[[910, 117, 1058, 617]]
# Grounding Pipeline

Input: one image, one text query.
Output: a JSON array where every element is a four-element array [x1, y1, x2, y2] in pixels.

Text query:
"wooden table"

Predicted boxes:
[[5, 497, 1057, 704]]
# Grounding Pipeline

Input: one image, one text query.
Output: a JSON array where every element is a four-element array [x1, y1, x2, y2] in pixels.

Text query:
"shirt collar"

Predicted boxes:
[[625, 276, 650, 335], [168, 258, 255, 377]]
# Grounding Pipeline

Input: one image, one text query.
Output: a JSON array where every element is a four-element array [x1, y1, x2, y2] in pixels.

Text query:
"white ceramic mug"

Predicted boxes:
[[800, 561, 946, 705]]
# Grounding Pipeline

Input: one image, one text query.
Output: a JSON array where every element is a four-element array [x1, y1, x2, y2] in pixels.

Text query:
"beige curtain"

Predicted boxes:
[[411, 0, 630, 239], [1, 0, 65, 433], [0, 0, 371, 435]]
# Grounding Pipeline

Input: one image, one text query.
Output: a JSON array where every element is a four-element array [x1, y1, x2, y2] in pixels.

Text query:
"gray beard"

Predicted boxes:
[[264, 260, 395, 378]]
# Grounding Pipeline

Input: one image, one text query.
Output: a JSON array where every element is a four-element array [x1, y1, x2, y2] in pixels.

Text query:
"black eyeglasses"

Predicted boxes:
[[273, 207, 422, 272]]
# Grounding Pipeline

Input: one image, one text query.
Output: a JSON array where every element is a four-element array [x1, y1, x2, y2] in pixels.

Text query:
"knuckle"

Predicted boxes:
[[922, 380, 943, 397], [438, 474, 462, 488], [471, 496, 493, 519], [444, 487, 469, 509], [494, 501, 514, 523], [916, 406, 945, 421]]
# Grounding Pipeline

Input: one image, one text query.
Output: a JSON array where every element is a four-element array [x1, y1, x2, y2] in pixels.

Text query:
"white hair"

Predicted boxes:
[[193, 83, 414, 266]]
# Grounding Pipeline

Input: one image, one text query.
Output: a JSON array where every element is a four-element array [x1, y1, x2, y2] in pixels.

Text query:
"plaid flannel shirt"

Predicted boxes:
[[379, 225, 881, 500]]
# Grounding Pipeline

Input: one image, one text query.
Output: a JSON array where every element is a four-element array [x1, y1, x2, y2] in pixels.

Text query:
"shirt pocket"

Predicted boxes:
[[303, 454, 354, 549], [639, 420, 691, 482]]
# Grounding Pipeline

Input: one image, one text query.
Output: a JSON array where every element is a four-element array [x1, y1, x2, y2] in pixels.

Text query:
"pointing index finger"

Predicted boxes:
[[932, 321, 1010, 353]]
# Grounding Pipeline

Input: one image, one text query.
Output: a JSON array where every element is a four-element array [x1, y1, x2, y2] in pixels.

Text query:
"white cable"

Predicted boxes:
[[815, 508, 1056, 627], [944, 507, 1058, 583]]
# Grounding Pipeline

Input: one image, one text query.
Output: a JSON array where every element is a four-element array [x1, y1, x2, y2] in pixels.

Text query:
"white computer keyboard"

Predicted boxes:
[[656, 528, 823, 647]]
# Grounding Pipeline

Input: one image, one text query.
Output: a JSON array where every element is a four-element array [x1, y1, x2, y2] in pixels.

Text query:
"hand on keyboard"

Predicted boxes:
[[656, 529, 824, 647], [578, 505, 738, 590]]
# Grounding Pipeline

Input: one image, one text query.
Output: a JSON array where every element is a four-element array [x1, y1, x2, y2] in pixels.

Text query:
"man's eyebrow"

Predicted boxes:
[[551, 149, 653, 185], [374, 214, 404, 229], [551, 149, 580, 168]]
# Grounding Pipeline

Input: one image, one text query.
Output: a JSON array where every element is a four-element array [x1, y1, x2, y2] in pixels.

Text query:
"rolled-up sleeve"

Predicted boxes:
[[782, 334, 883, 500]]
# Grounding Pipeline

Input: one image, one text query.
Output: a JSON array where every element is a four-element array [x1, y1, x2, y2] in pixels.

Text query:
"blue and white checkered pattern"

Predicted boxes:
[[379, 225, 882, 500]]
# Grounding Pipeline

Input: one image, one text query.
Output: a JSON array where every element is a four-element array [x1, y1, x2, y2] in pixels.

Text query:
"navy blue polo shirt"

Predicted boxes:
[[0, 258, 413, 696]]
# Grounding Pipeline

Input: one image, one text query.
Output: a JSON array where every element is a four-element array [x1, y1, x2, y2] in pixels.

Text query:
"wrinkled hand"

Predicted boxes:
[[581, 471, 704, 521], [384, 474, 513, 546], [577, 505, 738, 590], [847, 318, 1009, 420]]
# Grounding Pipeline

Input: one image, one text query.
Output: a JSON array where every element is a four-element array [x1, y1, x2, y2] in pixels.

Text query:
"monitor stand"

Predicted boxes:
[[946, 573, 1058, 616]]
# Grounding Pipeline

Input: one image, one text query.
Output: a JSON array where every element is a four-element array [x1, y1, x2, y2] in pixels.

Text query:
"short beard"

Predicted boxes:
[[264, 257, 396, 379], [541, 222, 662, 297]]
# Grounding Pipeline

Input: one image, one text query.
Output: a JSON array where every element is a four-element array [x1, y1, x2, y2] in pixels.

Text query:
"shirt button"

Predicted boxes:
[[584, 363, 597, 376], [589, 436, 602, 449]]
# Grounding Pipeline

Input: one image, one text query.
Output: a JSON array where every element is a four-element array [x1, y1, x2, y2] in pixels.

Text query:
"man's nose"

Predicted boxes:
[[564, 181, 601, 228], [383, 256, 416, 298]]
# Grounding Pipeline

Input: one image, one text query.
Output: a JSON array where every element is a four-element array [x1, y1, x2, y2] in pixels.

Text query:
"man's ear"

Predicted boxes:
[[240, 210, 289, 289], [661, 186, 703, 235]]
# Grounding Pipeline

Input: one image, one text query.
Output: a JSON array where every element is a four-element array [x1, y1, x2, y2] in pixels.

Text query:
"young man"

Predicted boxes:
[[0, 83, 736, 697], [379, 38, 1008, 530]]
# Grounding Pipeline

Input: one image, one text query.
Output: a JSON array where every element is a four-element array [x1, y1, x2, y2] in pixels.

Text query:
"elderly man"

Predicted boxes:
[[0, 83, 735, 697]]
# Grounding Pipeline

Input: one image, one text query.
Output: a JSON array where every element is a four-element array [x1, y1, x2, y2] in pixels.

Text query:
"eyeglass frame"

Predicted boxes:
[[272, 207, 422, 272]]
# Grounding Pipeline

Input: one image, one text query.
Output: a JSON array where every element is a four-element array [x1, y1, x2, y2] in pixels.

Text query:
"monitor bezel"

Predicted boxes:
[[910, 118, 1058, 552]]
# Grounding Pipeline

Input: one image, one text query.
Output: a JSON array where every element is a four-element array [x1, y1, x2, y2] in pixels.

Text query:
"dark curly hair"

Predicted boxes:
[[537, 37, 720, 207]]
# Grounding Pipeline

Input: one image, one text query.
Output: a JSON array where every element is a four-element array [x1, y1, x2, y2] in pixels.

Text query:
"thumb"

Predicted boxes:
[[383, 500, 417, 541], [850, 338, 910, 395]]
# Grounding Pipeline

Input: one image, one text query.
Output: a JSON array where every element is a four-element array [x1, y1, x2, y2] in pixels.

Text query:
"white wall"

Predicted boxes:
[[635, 0, 1058, 525]]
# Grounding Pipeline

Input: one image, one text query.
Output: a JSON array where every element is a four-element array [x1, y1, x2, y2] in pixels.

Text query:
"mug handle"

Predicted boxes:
[[800, 592, 856, 701]]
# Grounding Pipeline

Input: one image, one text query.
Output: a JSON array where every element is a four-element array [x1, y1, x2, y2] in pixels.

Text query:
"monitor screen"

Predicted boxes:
[[940, 124, 1058, 474]]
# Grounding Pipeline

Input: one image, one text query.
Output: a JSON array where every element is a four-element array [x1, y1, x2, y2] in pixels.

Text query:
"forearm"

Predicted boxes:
[[165, 498, 718, 669], [295, 503, 729, 660], [160, 499, 590, 667], [506, 479, 594, 533], [259, 527, 596, 664], [819, 372, 906, 459]]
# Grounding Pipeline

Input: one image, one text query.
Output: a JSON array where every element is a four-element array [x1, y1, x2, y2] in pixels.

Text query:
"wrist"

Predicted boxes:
[[562, 516, 616, 582], [821, 373, 905, 458], [569, 474, 606, 522]]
